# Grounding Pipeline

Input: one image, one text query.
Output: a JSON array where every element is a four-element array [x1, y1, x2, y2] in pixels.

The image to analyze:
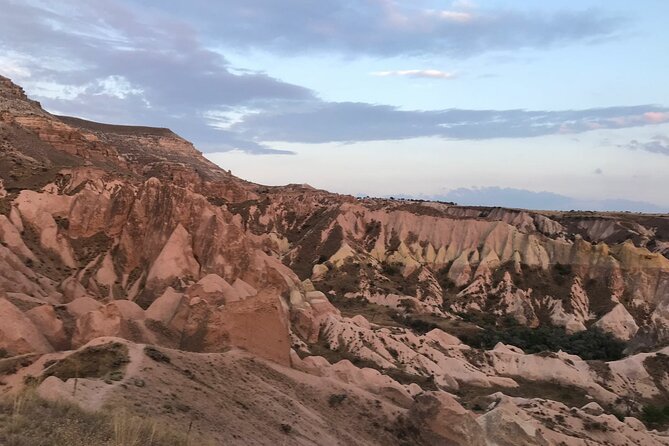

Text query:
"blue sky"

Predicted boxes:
[[1, 0, 668, 211]]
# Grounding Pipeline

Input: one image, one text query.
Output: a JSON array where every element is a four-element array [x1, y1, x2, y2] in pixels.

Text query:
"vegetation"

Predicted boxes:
[[397, 316, 438, 335], [43, 342, 129, 381], [640, 404, 669, 429], [461, 323, 626, 361], [144, 346, 171, 364], [0, 392, 205, 446], [381, 261, 402, 276], [328, 393, 348, 407]]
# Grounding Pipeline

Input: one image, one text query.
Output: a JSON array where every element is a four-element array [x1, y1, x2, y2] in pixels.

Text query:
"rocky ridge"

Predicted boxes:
[[1, 74, 669, 445]]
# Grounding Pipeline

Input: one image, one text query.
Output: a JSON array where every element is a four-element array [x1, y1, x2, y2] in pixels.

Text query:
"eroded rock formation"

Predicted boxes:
[[1, 75, 668, 445]]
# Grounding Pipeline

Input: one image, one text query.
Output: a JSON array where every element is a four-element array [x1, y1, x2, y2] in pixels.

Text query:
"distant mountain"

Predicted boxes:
[[430, 186, 667, 213]]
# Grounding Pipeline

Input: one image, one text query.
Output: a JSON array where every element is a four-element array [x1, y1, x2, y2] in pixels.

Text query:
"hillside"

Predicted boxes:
[[1, 74, 669, 445]]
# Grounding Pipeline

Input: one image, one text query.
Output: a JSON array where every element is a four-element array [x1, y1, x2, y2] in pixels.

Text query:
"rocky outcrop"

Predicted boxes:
[[408, 392, 487, 446], [145, 223, 200, 289], [2, 75, 669, 444], [595, 304, 639, 340], [0, 297, 53, 355]]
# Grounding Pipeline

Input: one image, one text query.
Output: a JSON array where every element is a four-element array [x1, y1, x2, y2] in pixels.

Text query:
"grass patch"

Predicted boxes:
[[0, 355, 38, 376], [0, 392, 205, 445], [42, 342, 129, 381]]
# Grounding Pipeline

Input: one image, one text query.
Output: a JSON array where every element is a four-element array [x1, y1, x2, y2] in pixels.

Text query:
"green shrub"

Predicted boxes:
[[463, 325, 625, 361], [381, 261, 402, 276], [641, 405, 669, 428], [328, 393, 347, 407]]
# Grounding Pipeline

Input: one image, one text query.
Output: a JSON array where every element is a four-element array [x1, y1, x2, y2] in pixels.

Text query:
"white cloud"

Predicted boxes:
[[434, 10, 474, 23], [0, 53, 33, 80], [96, 75, 144, 99], [370, 69, 457, 79], [452, 0, 476, 9]]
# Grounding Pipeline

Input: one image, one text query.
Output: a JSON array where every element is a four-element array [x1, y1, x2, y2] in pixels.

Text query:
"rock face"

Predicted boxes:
[[0, 297, 53, 355], [1, 75, 669, 445], [407, 392, 487, 446], [594, 303, 639, 340]]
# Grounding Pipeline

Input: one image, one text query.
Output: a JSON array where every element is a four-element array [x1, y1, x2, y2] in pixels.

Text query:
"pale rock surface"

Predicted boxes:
[[187, 273, 241, 304], [71, 303, 123, 347], [0, 297, 53, 354], [408, 392, 487, 446], [61, 276, 91, 302], [477, 397, 549, 445], [311, 263, 328, 280], [232, 278, 257, 299], [188, 292, 292, 365], [594, 303, 639, 340], [146, 224, 200, 286], [65, 296, 102, 318], [0, 215, 36, 261], [145, 287, 185, 324], [14, 190, 77, 267], [25, 304, 67, 350], [581, 401, 605, 416]]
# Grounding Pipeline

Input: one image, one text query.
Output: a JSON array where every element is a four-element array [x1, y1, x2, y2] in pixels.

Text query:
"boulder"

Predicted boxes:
[[407, 392, 486, 446], [581, 401, 605, 416]]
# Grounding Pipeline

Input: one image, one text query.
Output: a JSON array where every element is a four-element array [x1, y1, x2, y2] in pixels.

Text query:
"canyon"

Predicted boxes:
[[1, 74, 669, 445]]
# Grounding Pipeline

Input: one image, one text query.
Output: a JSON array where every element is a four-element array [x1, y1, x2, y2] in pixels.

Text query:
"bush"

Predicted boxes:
[[554, 263, 572, 276], [328, 393, 347, 407], [381, 261, 402, 276], [144, 346, 171, 363], [641, 405, 669, 428], [465, 325, 625, 361], [398, 316, 438, 335], [43, 343, 130, 381]]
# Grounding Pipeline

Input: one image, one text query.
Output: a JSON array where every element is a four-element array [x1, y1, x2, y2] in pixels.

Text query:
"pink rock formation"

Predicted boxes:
[[1, 75, 669, 444]]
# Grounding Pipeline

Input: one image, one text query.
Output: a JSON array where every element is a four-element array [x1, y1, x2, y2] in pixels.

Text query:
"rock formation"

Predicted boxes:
[[1, 74, 668, 445]]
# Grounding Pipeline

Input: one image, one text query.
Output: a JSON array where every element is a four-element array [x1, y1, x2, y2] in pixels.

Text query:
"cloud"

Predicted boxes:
[[643, 112, 669, 124], [429, 10, 474, 23], [621, 135, 669, 156], [138, 0, 624, 58], [0, 0, 312, 154], [417, 187, 665, 213], [230, 102, 669, 143], [0, 0, 659, 156], [370, 69, 457, 79], [593, 168, 603, 175]]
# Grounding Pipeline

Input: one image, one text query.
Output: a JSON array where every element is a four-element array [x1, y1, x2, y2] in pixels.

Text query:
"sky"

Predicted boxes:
[[1, 0, 668, 212]]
